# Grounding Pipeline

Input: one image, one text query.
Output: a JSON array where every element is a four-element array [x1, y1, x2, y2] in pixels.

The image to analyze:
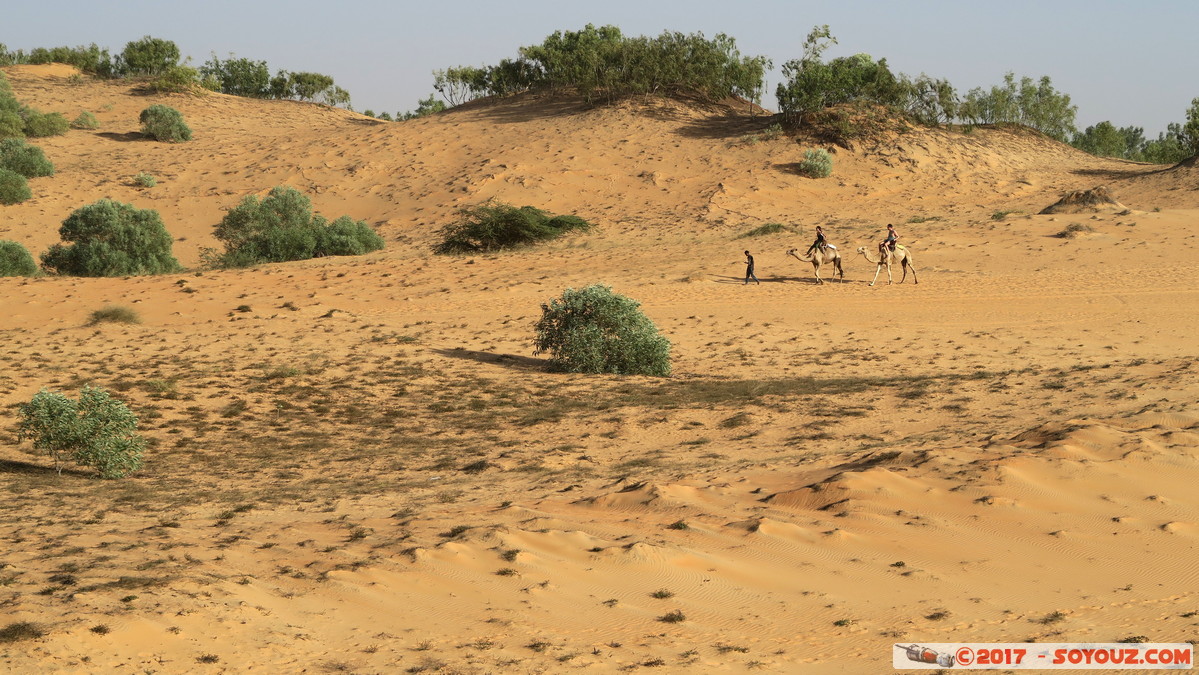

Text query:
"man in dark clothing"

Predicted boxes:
[[744, 250, 760, 285], [806, 226, 827, 256]]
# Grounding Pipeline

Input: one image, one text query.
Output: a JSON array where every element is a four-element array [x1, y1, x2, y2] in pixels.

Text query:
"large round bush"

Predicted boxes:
[[533, 284, 671, 376], [0, 168, 31, 205], [0, 240, 38, 276], [211, 186, 384, 267], [139, 104, 192, 142], [41, 199, 182, 276], [0, 138, 54, 177]]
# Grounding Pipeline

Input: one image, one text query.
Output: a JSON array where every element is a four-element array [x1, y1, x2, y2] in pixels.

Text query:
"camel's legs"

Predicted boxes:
[[870, 263, 884, 286], [812, 263, 823, 285]]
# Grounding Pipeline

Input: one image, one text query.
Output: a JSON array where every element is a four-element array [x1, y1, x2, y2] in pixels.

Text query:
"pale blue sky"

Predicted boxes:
[[5, 0, 1196, 135]]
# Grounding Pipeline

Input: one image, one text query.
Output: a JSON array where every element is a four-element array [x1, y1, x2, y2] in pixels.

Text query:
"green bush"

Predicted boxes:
[[200, 56, 271, 98], [533, 284, 671, 376], [435, 202, 593, 254], [0, 111, 22, 139], [0, 167, 31, 204], [0, 138, 54, 177], [71, 111, 99, 130], [41, 199, 182, 276], [434, 24, 770, 106], [150, 65, 200, 93], [316, 215, 386, 256], [16, 386, 145, 478], [0, 240, 38, 276], [117, 36, 179, 77], [22, 110, 69, 137], [134, 172, 156, 188], [139, 104, 192, 142], [797, 148, 833, 178], [210, 186, 384, 267]]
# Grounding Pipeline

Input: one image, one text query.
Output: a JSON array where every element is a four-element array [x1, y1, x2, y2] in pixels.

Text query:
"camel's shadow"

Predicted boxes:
[[710, 274, 860, 285]]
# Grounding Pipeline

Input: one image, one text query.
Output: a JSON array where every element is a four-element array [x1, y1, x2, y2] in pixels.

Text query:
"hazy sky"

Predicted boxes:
[[5, 0, 1197, 135]]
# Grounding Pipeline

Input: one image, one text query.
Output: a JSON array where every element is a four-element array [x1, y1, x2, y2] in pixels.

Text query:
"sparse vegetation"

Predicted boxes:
[[134, 172, 157, 188], [737, 223, 792, 238], [434, 202, 593, 254], [0, 622, 44, 642], [16, 386, 146, 478], [139, 104, 191, 142], [87, 305, 141, 325], [117, 36, 180, 77], [41, 199, 182, 276], [533, 284, 672, 376], [1055, 223, 1093, 239], [0, 240, 38, 276], [658, 610, 686, 623]]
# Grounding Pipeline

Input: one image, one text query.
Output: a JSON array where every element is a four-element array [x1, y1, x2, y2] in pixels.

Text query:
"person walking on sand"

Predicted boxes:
[[878, 224, 898, 259], [744, 250, 760, 285]]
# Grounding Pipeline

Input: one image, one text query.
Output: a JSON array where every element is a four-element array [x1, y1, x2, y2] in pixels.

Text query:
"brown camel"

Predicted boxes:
[[786, 247, 845, 284], [856, 245, 918, 286]]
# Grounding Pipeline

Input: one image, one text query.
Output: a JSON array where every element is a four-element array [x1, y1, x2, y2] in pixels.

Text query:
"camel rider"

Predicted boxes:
[[806, 226, 828, 256], [879, 224, 898, 258]]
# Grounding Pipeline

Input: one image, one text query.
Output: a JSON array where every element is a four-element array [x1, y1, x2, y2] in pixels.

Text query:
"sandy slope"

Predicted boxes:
[[1, 65, 1197, 673]]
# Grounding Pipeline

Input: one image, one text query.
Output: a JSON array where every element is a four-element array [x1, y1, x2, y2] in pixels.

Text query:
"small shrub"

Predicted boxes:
[[210, 186, 383, 267], [0, 138, 54, 177], [0, 167, 31, 205], [434, 202, 593, 254], [0, 622, 45, 642], [22, 110, 70, 138], [0, 240, 38, 276], [16, 386, 146, 478], [1055, 223, 1093, 239], [737, 223, 791, 238], [41, 199, 182, 276], [533, 284, 671, 376], [134, 172, 157, 188], [658, 610, 686, 623], [650, 589, 674, 599], [87, 305, 141, 325], [797, 148, 833, 178], [139, 104, 192, 142], [71, 111, 100, 130]]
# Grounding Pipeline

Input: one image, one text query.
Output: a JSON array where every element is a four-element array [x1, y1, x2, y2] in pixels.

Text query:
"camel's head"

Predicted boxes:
[[856, 246, 868, 253], [786, 248, 796, 255]]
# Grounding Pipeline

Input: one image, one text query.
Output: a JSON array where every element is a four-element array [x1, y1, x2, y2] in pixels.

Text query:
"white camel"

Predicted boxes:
[[856, 245, 918, 286], [787, 247, 845, 284]]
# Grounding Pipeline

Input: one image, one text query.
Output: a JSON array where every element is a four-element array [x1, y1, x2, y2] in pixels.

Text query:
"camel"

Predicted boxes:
[[856, 245, 918, 286], [786, 247, 845, 284]]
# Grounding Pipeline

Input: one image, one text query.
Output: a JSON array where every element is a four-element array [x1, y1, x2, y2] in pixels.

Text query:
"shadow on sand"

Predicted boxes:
[[432, 347, 547, 372]]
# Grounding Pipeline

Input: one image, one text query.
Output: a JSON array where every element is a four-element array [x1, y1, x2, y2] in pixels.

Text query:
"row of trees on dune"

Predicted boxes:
[[4, 28, 1195, 160], [430, 24, 1197, 163], [0, 37, 351, 105]]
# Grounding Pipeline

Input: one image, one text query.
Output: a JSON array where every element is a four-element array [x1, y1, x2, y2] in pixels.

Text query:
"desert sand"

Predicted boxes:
[[1, 63, 1198, 673]]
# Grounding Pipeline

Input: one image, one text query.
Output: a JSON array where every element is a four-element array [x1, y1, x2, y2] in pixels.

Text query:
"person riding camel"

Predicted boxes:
[[806, 226, 828, 256], [878, 224, 898, 259]]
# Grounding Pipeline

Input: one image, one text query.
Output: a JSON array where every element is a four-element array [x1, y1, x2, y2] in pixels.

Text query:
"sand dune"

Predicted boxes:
[[1, 65, 1197, 673]]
